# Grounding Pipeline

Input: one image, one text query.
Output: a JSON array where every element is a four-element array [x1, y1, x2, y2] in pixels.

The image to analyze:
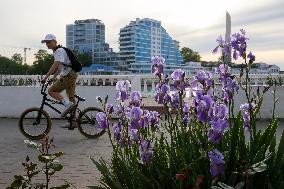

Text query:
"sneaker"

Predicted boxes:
[[60, 121, 78, 129], [60, 122, 70, 128], [61, 102, 75, 118]]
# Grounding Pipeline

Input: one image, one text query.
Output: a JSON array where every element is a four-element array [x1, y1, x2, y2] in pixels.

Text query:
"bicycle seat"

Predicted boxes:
[[75, 94, 86, 101]]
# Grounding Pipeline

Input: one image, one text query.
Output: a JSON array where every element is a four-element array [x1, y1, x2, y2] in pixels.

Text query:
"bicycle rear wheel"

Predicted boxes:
[[18, 107, 52, 140], [77, 107, 105, 139]]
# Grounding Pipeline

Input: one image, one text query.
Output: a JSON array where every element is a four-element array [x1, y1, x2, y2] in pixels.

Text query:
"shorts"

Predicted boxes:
[[49, 70, 78, 98]]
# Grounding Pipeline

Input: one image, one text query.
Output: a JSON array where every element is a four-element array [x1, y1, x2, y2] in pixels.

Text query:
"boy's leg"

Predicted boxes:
[[65, 71, 78, 118], [65, 71, 78, 128], [48, 80, 64, 101], [49, 75, 75, 117]]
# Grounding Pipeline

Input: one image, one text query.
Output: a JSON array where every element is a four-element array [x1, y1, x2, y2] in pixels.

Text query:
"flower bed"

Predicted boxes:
[[90, 30, 284, 189]]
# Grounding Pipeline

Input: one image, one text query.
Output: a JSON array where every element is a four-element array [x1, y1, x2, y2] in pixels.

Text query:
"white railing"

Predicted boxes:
[[0, 74, 284, 118], [0, 74, 283, 97]]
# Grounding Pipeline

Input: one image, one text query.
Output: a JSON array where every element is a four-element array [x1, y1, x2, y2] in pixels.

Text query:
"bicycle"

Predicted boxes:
[[18, 79, 106, 140]]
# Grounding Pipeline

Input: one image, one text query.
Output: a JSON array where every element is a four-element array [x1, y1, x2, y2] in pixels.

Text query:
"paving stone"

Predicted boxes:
[[0, 118, 112, 188]]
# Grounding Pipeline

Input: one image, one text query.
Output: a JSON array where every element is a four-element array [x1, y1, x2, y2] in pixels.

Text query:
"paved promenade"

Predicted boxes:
[[0, 118, 112, 188]]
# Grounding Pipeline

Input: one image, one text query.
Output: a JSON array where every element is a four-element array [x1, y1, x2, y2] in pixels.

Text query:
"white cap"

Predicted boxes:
[[41, 34, 56, 43]]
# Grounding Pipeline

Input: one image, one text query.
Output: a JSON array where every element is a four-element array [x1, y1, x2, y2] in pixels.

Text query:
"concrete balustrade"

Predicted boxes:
[[0, 74, 284, 118]]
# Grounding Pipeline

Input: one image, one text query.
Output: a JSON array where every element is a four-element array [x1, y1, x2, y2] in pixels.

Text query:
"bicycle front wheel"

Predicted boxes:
[[18, 107, 52, 140], [77, 107, 106, 139]]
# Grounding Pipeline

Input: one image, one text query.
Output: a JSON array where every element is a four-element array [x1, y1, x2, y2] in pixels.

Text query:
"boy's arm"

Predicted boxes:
[[52, 67, 61, 80], [41, 61, 60, 83]]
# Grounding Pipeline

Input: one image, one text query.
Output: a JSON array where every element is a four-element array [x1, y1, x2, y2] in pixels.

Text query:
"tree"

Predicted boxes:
[[11, 53, 23, 65], [0, 49, 93, 75], [31, 49, 53, 75], [180, 47, 201, 62], [0, 54, 28, 74], [74, 51, 92, 67]]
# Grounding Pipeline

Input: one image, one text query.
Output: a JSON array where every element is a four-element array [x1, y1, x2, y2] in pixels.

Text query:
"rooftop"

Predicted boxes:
[[80, 64, 119, 74], [74, 19, 102, 24]]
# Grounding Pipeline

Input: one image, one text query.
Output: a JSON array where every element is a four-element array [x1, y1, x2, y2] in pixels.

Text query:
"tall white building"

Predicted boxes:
[[66, 19, 128, 74], [119, 18, 184, 74]]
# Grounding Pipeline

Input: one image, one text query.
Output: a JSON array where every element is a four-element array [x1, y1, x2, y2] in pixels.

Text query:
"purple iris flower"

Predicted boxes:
[[195, 95, 214, 122], [151, 56, 165, 76], [138, 110, 150, 128], [116, 80, 131, 101], [113, 122, 121, 141], [171, 69, 186, 91], [96, 112, 108, 129], [195, 71, 212, 84], [149, 111, 159, 127], [130, 91, 142, 107], [113, 104, 123, 115], [182, 115, 189, 125], [208, 129, 223, 143], [171, 69, 185, 81], [215, 104, 228, 119], [170, 91, 180, 108], [183, 103, 190, 114], [129, 107, 143, 129], [216, 64, 231, 77], [139, 140, 154, 164], [212, 35, 231, 57], [192, 71, 213, 91], [130, 107, 143, 121], [207, 103, 229, 143], [119, 138, 127, 148], [231, 30, 249, 60], [116, 80, 131, 91], [247, 51, 255, 64], [106, 103, 113, 114], [210, 119, 229, 132], [208, 149, 225, 177], [212, 35, 224, 54], [216, 64, 239, 104], [240, 103, 256, 130], [222, 77, 239, 104], [130, 129, 139, 142], [155, 83, 171, 104]]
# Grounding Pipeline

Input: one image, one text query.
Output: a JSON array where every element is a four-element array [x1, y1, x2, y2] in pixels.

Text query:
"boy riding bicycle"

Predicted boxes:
[[40, 34, 78, 117]]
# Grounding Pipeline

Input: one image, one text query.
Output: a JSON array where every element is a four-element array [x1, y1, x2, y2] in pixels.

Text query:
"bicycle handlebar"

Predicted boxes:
[[41, 79, 53, 95]]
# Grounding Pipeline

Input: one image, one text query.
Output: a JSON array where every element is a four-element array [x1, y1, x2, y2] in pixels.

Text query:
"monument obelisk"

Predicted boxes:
[[224, 11, 232, 64]]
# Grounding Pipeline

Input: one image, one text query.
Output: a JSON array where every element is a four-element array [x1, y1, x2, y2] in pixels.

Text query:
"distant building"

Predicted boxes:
[[230, 63, 280, 75], [66, 19, 128, 74], [184, 61, 210, 75], [119, 18, 184, 74], [80, 64, 121, 75]]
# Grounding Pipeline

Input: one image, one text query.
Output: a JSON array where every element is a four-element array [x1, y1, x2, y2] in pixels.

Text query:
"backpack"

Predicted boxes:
[[56, 45, 82, 72]]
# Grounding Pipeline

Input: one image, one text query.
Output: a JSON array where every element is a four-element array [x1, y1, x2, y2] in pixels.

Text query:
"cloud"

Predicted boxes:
[[172, 0, 284, 68], [0, 0, 283, 69]]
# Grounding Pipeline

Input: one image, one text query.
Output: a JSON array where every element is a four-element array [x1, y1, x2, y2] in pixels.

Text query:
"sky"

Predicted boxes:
[[0, 0, 283, 69]]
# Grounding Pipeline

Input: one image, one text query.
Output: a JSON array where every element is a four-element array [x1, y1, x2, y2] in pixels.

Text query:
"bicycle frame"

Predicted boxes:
[[36, 80, 82, 129]]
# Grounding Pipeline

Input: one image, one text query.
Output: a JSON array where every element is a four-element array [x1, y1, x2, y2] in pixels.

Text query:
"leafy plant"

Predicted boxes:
[[7, 135, 72, 189]]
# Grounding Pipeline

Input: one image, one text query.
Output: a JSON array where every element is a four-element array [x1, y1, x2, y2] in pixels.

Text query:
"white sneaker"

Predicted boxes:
[[61, 102, 75, 118], [60, 122, 70, 128], [60, 121, 78, 129]]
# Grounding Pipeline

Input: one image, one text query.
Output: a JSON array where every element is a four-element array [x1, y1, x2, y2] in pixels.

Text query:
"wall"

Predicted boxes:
[[0, 86, 117, 118], [0, 86, 283, 118]]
